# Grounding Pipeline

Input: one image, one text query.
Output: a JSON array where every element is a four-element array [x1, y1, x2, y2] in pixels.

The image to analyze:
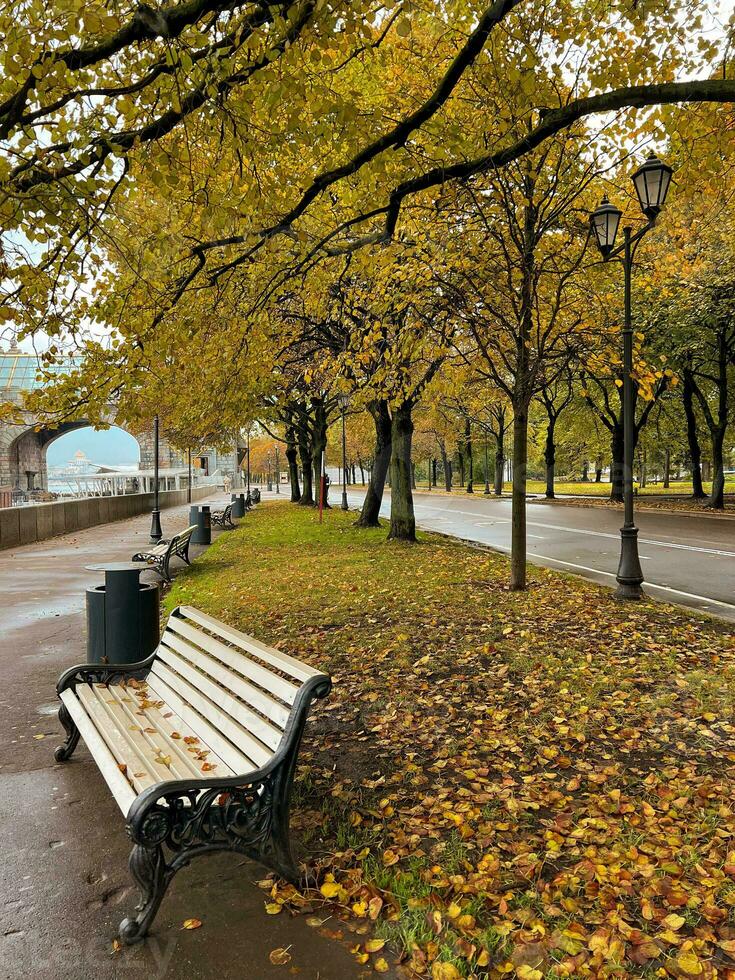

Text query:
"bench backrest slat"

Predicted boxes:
[[171, 525, 196, 549], [161, 630, 290, 732], [157, 643, 283, 750], [150, 652, 276, 764], [166, 616, 301, 706], [148, 660, 273, 769], [176, 606, 321, 684]]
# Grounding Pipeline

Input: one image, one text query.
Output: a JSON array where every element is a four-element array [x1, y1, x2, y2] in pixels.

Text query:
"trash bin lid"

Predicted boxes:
[[85, 562, 145, 573]]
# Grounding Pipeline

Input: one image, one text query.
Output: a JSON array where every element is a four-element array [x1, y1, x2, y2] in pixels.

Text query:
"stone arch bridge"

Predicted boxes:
[[0, 349, 182, 492]]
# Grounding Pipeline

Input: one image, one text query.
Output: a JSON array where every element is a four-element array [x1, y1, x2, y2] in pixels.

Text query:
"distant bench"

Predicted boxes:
[[211, 503, 236, 529], [132, 524, 196, 582], [54, 605, 331, 944]]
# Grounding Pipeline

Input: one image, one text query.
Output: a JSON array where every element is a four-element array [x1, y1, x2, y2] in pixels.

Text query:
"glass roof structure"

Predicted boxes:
[[0, 352, 79, 392]]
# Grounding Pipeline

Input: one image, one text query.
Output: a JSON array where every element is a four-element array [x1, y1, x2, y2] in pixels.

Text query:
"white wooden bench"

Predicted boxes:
[[131, 524, 197, 581], [54, 605, 331, 944]]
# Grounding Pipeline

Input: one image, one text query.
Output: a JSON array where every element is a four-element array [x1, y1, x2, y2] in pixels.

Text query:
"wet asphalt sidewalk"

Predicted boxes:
[[0, 497, 364, 980]]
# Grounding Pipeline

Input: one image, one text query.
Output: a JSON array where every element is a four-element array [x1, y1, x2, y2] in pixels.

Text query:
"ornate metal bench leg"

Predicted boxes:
[[54, 702, 80, 762], [119, 844, 171, 945], [269, 842, 300, 885]]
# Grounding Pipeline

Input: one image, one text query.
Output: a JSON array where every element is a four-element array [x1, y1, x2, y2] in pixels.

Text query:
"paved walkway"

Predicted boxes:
[[0, 496, 365, 980]]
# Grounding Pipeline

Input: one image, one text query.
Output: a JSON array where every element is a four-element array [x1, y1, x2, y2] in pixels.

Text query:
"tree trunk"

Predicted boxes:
[[432, 457, 437, 487], [494, 435, 504, 496], [581, 461, 589, 482], [663, 448, 670, 489], [438, 440, 452, 491], [709, 432, 726, 509], [695, 329, 729, 510], [544, 418, 556, 499], [510, 404, 528, 591], [296, 407, 313, 506], [358, 457, 365, 485], [285, 432, 300, 503], [355, 400, 391, 528], [610, 425, 624, 503], [457, 444, 465, 490], [682, 366, 706, 499], [388, 402, 416, 542], [595, 458, 603, 483], [465, 417, 474, 493], [311, 399, 328, 509]]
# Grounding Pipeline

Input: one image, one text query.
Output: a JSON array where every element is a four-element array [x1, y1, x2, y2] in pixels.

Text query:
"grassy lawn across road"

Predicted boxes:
[[520, 481, 735, 498], [167, 502, 735, 979]]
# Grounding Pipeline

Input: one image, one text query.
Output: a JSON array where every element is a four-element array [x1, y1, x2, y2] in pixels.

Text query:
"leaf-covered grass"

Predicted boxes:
[[167, 503, 735, 979]]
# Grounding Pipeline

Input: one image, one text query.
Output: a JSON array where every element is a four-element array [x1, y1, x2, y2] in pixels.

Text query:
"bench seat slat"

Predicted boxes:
[[149, 660, 273, 768], [97, 684, 233, 782], [144, 672, 258, 774], [77, 685, 192, 786], [166, 617, 300, 705], [178, 606, 320, 684], [159, 633, 290, 737], [59, 689, 137, 816], [110, 684, 233, 779]]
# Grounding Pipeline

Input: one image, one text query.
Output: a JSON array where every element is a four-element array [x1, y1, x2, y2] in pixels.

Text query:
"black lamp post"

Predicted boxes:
[[149, 414, 162, 543], [245, 427, 251, 505], [187, 447, 192, 504], [589, 153, 673, 600], [484, 425, 490, 495], [339, 395, 349, 511], [275, 445, 280, 494]]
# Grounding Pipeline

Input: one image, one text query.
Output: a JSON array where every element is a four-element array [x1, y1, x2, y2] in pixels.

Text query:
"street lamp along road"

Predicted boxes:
[[149, 413, 162, 543], [589, 153, 673, 601]]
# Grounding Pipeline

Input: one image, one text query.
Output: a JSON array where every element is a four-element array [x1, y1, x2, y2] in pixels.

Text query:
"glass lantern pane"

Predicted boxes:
[[659, 168, 672, 206]]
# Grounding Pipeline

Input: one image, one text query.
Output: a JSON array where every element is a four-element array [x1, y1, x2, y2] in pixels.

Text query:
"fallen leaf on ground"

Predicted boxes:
[[269, 947, 292, 965]]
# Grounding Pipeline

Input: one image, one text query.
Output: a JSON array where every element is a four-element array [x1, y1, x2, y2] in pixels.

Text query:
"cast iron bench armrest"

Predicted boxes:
[[56, 654, 157, 696]]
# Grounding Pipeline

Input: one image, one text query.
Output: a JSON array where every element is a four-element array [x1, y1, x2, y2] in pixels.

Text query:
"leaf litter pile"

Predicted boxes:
[[168, 502, 735, 979]]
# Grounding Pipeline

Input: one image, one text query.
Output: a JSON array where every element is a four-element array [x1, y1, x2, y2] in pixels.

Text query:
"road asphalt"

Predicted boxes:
[[343, 488, 735, 622], [0, 495, 369, 980]]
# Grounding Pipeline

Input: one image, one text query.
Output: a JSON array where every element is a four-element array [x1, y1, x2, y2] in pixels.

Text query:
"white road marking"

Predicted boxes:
[[413, 503, 735, 559], [522, 553, 735, 613]]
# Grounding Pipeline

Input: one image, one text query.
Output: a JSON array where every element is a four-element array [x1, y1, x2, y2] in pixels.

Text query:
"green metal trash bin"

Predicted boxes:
[[190, 504, 211, 545], [85, 563, 160, 665]]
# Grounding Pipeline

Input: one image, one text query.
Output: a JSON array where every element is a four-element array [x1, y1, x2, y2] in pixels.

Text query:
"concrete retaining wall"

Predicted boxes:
[[0, 486, 214, 551]]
